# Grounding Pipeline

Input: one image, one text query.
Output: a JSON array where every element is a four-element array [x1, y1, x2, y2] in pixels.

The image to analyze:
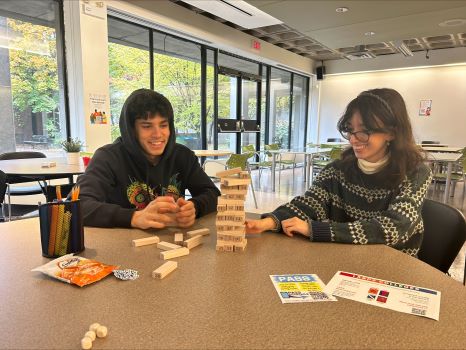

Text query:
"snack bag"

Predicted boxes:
[[32, 254, 118, 287]]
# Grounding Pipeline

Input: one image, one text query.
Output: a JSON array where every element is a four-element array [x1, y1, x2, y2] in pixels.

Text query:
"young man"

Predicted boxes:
[[76, 89, 220, 228]]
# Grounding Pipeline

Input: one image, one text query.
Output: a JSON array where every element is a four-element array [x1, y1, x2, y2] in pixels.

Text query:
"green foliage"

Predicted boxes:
[[8, 19, 59, 129], [60, 138, 83, 152]]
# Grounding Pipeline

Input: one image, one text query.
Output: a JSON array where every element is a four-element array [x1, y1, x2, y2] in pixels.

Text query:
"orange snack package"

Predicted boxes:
[[32, 254, 118, 287]]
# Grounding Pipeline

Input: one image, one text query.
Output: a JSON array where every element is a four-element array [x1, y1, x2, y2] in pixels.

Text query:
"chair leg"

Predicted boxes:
[[247, 166, 258, 209]]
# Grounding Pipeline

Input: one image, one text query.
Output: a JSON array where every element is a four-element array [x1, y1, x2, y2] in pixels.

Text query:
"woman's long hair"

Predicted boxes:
[[337, 88, 424, 187]]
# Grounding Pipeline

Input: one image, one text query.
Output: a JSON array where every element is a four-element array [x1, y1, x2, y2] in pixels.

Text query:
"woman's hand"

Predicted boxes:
[[245, 217, 277, 234], [131, 196, 179, 229], [281, 217, 311, 238], [176, 197, 196, 228]]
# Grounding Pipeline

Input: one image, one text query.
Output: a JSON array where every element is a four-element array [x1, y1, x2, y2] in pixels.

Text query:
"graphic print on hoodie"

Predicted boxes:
[[127, 173, 182, 210]]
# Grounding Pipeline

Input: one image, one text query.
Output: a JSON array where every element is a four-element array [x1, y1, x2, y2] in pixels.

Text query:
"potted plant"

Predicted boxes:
[[60, 138, 84, 165]]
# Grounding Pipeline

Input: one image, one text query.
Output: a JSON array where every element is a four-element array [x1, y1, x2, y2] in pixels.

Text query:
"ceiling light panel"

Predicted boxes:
[[181, 0, 282, 29]]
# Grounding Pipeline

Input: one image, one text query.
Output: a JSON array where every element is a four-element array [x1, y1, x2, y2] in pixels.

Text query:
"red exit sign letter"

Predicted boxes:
[[252, 39, 261, 50]]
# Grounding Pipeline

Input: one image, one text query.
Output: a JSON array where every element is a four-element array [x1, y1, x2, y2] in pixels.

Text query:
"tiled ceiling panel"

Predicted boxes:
[[170, 0, 466, 62]]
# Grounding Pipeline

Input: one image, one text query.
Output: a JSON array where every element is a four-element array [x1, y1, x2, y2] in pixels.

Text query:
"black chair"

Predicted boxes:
[[0, 151, 47, 221], [0, 170, 38, 222], [419, 199, 466, 285]]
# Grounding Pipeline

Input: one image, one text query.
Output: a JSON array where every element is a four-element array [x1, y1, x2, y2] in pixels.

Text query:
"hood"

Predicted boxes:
[[118, 89, 176, 166]]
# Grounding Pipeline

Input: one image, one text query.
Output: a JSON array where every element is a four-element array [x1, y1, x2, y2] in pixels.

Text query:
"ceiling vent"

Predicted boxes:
[[180, 0, 282, 29], [344, 45, 376, 60]]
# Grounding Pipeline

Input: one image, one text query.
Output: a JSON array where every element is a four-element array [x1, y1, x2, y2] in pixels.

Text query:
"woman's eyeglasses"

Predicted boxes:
[[340, 129, 385, 142]]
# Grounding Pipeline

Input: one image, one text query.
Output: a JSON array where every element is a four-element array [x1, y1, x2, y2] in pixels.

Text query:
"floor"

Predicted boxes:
[[3, 165, 465, 284]]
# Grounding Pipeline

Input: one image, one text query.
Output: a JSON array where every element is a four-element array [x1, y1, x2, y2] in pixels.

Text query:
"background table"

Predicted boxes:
[[0, 157, 85, 183], [422, 146, 463, 153], [1, 214, 465, 349], [192, 149, 232, 165], [426, 152, 463, 203]]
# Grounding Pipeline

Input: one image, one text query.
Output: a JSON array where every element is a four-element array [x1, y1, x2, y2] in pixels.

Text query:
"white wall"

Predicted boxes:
[[317, 64, 466, 146]]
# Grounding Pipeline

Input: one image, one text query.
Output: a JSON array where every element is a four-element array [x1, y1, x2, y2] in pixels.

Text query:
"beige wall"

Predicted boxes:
[[317, 64, 466, 146]]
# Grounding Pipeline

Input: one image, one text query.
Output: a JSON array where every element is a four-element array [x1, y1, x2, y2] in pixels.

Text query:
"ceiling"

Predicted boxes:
[[170, 0, 466, 61]]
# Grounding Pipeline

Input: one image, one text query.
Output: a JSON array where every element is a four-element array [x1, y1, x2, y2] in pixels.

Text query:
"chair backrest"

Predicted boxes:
[[264, 144, 279, 158], [418, 199, 466, 273], [421, 141, 440, 145], [327, 138, 343, 142], [241, 144, 256, 159], [329, 147, 343, 160], [226, 153, 250, 171], [0, 151, 46, 160]]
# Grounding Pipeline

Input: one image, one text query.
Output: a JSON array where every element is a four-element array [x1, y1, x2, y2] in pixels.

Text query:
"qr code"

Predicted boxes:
[[309, 292, 331, 300], [411, 308, 426, 316]]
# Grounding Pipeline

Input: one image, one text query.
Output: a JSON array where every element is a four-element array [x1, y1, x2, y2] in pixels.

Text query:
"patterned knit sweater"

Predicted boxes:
[[267, 160, 432, 257]]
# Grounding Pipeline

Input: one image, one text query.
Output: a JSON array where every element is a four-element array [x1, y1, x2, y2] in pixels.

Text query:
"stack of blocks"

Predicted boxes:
[[215, 167, 249, 252]]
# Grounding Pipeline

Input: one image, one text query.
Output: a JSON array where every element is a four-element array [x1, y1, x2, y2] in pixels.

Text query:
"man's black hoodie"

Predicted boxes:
[[76, 89, 220, 227]]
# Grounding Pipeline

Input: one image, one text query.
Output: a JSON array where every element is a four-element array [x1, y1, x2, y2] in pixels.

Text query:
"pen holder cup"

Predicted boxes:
[[39, 200, 84, 258]]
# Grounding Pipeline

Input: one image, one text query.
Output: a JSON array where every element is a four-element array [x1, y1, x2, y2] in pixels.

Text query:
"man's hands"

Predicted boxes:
[[131, 196, 196, 230]]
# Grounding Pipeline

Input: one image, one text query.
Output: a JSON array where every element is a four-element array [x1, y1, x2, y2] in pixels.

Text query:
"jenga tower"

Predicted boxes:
[[215, 167, 250, 252]]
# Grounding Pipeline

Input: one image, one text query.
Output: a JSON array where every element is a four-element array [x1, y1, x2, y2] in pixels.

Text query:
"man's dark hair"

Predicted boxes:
[[126, 89, 174, 126]]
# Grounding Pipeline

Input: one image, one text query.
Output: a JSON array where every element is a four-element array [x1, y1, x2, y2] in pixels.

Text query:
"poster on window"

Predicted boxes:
[[419, 99, 432, 117], [89, 93, 108, 124]]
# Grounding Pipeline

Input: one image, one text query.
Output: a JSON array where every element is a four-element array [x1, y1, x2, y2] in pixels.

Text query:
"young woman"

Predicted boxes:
[[246, 88, 432, 257]]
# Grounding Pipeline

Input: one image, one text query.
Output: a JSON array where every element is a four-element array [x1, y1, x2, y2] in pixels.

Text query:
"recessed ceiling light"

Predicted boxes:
[[336, 7, 349, 13], [364, 31, 375, 36], [438, 18, 466, 27]]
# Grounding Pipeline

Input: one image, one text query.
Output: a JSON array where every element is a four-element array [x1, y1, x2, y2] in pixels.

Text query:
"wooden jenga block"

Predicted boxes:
[[186, 228, 210, 237], [216, 225, 245, 232], [183, 235, 203, 249], [174, 233, 184, 245], [221, 177, 251, 186], [216, 218, 245, 227], [216, 211, 245, 222], [152, 261, 178, 279], [160, 247, 190, 260], [132, 236, 160, 247], [220, 186, 248, 195], [216, 167, 242, 178], [217, 233, 245, 243], [216, 242, 234, 252], [234, 238, 248, 252], [217, 198, 245, 212], [157, 241, 182, 250], [222, 194, 246, 201], [239, 171, 250, 179]]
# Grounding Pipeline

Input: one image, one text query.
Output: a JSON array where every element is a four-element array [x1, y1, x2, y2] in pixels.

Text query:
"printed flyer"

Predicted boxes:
[[269, 274, 337, 303], [324, 271, 441, 320]]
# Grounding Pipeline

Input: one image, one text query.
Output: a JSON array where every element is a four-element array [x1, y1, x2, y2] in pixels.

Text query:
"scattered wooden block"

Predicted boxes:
[[160, 247, 190, 260], [174, 233, 184, 245], [157, 241, 182, 250], [187, 228, 210, 237], [216, 167, 242, 178], [132, 236, 160, 247], [152, 261, 178, 279], [183, 235, 203, 249]]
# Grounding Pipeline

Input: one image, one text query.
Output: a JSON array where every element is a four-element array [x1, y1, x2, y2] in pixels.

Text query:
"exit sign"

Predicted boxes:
[[252, 39, 261, 50]]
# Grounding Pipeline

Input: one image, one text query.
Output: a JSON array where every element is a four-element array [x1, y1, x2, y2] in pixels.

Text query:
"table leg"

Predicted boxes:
[[443, 162, 453, 203], [303, 155, 308, 183]]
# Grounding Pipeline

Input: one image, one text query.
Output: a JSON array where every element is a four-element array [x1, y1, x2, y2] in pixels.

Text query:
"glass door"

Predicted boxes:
[[240, 79, 259, 151], [217, 73, 238, 152]]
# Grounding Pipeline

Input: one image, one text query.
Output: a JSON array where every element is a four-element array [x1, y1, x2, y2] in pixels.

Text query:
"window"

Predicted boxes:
[[290, 74, 308, 149], [269, 68, 291, 148], [0, 0, 67, 155], [153, 33, 202, 149], [107, 17, 150, 141]]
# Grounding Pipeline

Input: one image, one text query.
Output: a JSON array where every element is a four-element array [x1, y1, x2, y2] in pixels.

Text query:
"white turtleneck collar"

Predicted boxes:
[[357, 154, 390, 174]]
